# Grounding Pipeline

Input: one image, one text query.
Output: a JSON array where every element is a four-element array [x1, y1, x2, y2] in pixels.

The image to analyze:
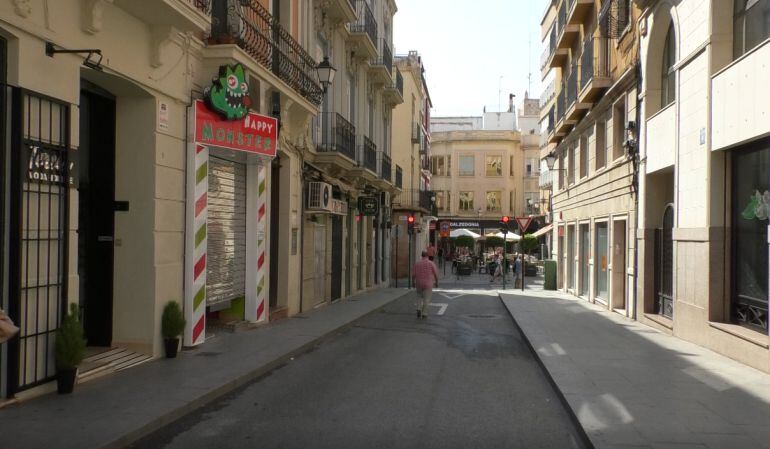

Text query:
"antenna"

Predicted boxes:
[[498, 75, 503, 113], [528, 34, 532, 95]]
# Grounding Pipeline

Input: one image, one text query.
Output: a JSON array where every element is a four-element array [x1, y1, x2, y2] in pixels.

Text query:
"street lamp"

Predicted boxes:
[[316, 57, 336, 93]]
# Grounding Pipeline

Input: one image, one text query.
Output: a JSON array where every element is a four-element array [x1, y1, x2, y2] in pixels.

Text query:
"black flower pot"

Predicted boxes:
[[57, 368, 77, 395], [164, 338, 180, 358]]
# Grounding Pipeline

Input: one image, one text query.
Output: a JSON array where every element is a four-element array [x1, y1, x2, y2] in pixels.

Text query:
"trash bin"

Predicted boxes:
[[544, 260, 557, 290]]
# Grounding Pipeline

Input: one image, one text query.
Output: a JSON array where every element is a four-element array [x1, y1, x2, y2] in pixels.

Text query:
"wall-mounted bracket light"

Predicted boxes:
[[45, 42, 103, 71]]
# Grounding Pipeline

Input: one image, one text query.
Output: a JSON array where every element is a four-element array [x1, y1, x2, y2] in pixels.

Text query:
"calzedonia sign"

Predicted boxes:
[[195, 63, 278, 157]]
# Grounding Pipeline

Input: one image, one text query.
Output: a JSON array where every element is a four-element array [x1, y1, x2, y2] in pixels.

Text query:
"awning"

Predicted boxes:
[[531, 224, 553, 238]]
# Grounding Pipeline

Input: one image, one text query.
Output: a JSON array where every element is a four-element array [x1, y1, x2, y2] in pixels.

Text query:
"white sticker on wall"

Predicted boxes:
[[158, 101, 170, 130]]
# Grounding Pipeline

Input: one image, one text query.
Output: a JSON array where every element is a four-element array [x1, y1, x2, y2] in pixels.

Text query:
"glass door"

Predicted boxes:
[[595, 222, 609, 302], [580, 223, 590, 297]]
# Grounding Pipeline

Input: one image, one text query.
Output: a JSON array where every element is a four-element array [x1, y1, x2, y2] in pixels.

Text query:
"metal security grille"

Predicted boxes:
[[206, 157, 247, 306], [655, 206, 674, 319], [7, 87, 70, 393]]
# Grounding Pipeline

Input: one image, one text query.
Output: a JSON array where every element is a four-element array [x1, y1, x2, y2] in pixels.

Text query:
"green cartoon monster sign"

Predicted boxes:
[[204, 64, 252, 121]]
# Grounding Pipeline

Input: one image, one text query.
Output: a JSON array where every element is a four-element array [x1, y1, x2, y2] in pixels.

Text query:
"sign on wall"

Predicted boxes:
[[194, 100, 278, 157], [358, 196, 379, 216], [26, 143, 76, 186]]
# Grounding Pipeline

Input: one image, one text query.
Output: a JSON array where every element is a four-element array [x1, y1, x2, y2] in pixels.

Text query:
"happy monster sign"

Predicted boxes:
[[194, 100, 278, 158]]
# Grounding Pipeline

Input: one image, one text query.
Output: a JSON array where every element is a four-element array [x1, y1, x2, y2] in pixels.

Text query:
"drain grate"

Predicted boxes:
[[466, 314, 501, 319]]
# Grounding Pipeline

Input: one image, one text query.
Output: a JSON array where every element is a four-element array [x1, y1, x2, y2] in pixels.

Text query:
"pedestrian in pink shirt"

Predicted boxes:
[[412, 251, 439, 319]]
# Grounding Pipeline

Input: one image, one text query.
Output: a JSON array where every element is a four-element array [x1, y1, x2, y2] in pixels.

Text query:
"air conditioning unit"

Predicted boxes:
[[307, 182, 333, 212]]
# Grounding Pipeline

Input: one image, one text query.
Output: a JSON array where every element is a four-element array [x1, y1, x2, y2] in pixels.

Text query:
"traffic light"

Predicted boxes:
[[407, 214, 415, 234], [500, 215, 510, 233]]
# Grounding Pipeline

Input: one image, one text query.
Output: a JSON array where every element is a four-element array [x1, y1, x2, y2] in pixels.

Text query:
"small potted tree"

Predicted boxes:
[[55, 303, 86, 394], [162, 301, 186, 358]]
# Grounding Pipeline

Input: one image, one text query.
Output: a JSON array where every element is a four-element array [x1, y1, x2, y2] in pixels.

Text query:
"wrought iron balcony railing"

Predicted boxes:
[[566, 65, 578, 108], [189, 0, 211, 14], [557, 0, 567, 38], [357, 135, 377, 173], [395, 165, 403, 189], [556, 87, 565, 122], [350, 0, 377, 48], [393, 189, 434, 212], [373, 39, 393, 74], [412, 122, 422, 143], [210, 0, 323, 106], [395, 69, 404, 96], [346, 0, 355, 12], [315, 112, 356, 161], [580, 36, 611, 90], [378, 151, 392, 183]]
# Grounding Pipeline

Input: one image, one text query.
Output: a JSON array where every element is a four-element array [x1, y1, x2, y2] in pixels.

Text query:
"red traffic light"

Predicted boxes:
[[407, 215, 415, 223], [501, 216, 510, 224]]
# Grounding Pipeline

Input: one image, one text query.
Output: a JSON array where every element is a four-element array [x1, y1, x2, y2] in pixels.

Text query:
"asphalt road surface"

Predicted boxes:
[[130, 287, 587, 449]]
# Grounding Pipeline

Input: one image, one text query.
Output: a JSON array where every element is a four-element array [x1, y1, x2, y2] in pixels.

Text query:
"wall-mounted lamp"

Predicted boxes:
[[316, 57, 336, 94], [45, 42, 103, 71]]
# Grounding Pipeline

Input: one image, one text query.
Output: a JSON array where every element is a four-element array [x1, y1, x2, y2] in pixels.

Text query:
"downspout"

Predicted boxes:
[[632, 60, 641, 321]]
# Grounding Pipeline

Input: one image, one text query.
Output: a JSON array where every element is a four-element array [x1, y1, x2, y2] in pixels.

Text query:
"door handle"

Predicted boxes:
[[97, 236, 114, 242]]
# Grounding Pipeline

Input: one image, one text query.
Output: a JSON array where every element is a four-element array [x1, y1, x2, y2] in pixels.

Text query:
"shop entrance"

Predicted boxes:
[[331, 215, 342, 300], [654, 205, 674, 318], [78, 86, 116, 347]]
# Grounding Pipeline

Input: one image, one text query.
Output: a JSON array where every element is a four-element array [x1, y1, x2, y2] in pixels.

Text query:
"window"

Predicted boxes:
[[734, 0, 770, 59], [486, 191, 501, 211], [661, 23, 676, 108], [525, 158, 538, 177], [595, 117, 607, 170], [558, 152, 565, 190], [459, 191, 474, 211], [579, 134, 588, 179], [730, 142, 769, 330], [525, 192, 539, 214], [613, 99, 626, 161], [510, 155, 516, 176], [459, 155, 474, 176], [447, 155, 451, 174], [435, 191, 446, 211], [509, 191, 515, 213], [485, 155, 502, 176], [431, 156, 446, 176], [568, 145, 576, 185]]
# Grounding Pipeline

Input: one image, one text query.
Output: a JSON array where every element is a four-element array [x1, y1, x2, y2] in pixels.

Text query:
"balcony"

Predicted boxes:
[[567, 0, 594, 25], [209, 0, 323, 106], [543, 24, 569, 72], [347, 0, 378, 59], [578, 36, 612, 103], [395, 165, 403, 190], [319, 0, 357, 23], [555, 0, 580, 50], [383, 69, 404, 105], [565, 64, 590, 121], [412, 122, 423, 143], [376, 151, 393, 189], [393, 189, 434, 213], [313, 112, 357, 176], [554, 85, 573, 137], [352, 135, 378, 182], [369, 39, 393, 84], [114, 0, 211, 33]]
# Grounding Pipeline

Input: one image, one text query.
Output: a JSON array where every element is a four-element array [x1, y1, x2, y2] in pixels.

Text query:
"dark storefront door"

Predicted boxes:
[[78, 87, 116, 347], [654, 205, 674, 319], [331, 215, 342, 300]]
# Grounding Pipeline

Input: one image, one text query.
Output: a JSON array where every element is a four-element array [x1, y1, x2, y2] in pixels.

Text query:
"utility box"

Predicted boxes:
[[544, 260, 557, 290]]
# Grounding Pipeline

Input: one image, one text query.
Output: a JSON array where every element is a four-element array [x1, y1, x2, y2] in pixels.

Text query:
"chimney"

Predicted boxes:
[[508, 94, 515, 113]]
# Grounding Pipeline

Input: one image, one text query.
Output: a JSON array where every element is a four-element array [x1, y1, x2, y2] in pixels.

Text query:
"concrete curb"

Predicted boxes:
[[497, 293, 596, 449], [107, 290, 413, 449]]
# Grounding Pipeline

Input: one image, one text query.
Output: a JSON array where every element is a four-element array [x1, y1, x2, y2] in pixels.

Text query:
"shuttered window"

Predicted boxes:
[[207, 157, 247, 306]]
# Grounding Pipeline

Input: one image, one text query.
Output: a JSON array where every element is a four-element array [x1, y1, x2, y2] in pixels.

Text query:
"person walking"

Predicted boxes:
[[514, 254, 523, 289], [412, 251, 439, 319], [426, 243, 436, 261]]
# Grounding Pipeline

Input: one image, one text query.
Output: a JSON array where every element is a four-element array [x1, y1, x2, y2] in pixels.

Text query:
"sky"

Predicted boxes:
[[393, 0, 548, 117]]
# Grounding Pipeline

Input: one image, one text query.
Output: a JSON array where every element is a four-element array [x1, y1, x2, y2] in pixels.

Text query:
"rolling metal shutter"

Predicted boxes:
[[206, 156, 247, 306]]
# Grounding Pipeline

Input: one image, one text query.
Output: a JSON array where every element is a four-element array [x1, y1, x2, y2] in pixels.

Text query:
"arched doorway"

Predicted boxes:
[[654, 205, 674, 318]]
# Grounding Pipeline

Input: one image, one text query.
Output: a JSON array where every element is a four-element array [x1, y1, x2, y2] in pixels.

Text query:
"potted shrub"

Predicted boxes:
[[162, 301, 186, 358], [55, 303, 86, 394]]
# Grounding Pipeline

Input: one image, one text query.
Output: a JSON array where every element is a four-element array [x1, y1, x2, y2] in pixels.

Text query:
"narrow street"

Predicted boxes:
[[130, 281, 586, 449]]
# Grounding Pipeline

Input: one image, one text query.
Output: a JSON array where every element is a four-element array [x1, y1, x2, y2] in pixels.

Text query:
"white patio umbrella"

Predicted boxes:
[[493, 231, 521, 241], [449, 228, 480, 239]]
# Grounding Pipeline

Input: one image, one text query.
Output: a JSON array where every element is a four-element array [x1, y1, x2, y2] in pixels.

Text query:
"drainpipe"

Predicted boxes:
[[632, 59, 642, 321]]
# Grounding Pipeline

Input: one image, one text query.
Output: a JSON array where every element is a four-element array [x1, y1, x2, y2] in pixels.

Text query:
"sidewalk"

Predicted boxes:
[[500, 289, 770, 449], [0, 287, 410, 449]]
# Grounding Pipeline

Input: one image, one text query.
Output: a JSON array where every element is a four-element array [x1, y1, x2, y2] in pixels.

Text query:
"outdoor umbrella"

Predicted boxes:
[[493, 231, 521, 241], [449, 228, 480, 239]]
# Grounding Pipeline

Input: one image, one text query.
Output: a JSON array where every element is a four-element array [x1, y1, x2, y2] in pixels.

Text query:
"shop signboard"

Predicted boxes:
[[195, 63, 277, 158], [26, 143, 76, 186], [439, 221, 450, 237], [358, 196, 379, 216]]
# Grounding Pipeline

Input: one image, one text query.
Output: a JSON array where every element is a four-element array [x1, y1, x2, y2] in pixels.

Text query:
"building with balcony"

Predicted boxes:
[[390, 51, 433, 280], [429, 100, 542, 246], [0, 0, 406, 401], [540, 0, 640, 318], [635, 0, 770, 374]]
